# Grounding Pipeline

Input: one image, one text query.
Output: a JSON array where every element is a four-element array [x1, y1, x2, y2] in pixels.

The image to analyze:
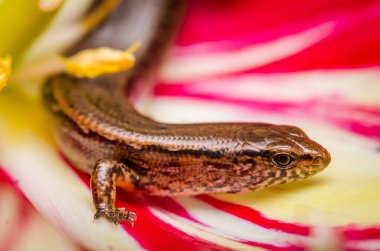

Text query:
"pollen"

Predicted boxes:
[[61, 41, 140, 78], [0, 56, 12, 91]]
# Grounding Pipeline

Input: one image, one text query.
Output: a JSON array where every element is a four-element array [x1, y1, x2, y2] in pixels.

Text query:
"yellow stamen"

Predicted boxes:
[[125, 41, 141, 54], [61, 42, 140, 78], [82, 0, 121, 32], [0, 56, 12, 91]]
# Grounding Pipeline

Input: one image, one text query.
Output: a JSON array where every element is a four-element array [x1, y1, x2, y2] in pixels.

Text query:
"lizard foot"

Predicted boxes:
[[94, 208, 137, 226]]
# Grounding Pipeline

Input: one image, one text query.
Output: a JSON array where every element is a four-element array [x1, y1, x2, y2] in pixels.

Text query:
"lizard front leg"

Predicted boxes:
[[91, 159, 138, 225]]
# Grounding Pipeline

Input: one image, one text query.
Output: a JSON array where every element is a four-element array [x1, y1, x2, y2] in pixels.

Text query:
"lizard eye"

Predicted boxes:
[[273, 153, 295, 169]]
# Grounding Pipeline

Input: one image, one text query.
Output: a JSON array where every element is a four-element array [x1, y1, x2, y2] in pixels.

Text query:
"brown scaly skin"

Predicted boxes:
[[44, 0, 331, 225]]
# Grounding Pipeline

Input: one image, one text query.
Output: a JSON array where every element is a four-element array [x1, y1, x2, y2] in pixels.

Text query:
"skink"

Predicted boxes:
[[44, 0, 331, 225]]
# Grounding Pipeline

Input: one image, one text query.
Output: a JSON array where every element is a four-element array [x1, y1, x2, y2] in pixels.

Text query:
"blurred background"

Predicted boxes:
[[0, 0, 380, 250]]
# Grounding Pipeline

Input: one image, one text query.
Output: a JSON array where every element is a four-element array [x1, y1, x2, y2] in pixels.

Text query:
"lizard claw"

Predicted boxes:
[[94, 208, 137, 226]]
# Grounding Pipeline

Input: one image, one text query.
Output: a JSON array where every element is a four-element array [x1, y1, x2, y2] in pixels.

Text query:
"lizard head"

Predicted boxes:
[[226, 124, 331, 192]]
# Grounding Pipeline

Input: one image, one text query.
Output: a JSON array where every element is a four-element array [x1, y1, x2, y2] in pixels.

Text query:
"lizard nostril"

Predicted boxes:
[[312, 155, 324, 165], [312, 149, 331, 167]]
